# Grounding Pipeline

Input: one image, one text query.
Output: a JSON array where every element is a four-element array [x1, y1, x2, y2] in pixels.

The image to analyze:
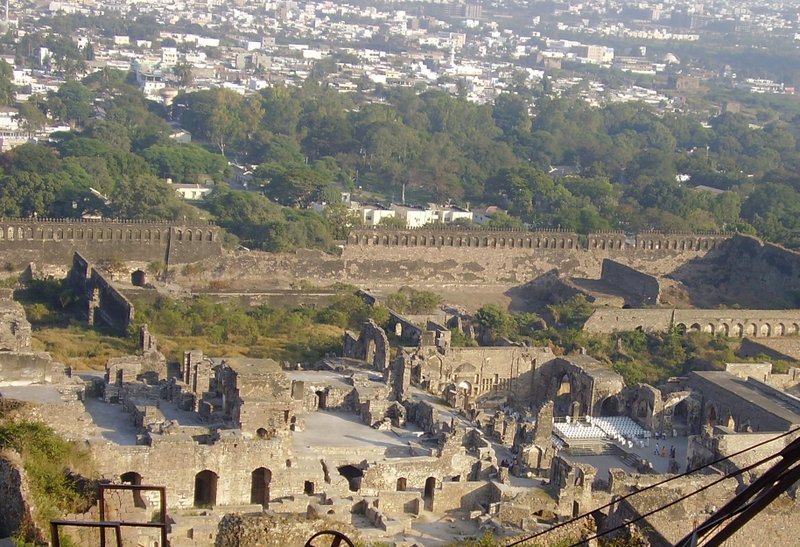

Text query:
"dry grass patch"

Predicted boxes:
[[31, 325, 138, 371]]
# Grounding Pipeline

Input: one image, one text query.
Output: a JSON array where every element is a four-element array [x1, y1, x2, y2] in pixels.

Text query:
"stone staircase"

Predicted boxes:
[[564, 441, 616, 457], [565, 442, 641, 467]]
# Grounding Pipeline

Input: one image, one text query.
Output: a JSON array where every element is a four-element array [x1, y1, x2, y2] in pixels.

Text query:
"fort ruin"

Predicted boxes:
[[0, 223, 799, 545]]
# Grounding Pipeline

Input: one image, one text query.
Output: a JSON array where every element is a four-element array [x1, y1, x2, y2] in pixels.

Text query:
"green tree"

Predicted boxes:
[[0, 60, 15, 106], [172, 62, 194, 87], [53, 81, 92, 127], [475, 304, 514, 341]]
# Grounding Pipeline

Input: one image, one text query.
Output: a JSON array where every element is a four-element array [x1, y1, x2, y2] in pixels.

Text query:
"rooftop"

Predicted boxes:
[[692, 370, 800, 426]]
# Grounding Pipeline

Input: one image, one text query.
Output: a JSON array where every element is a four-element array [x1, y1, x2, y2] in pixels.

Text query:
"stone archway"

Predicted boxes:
[[194, 470, 218, 507], [600, 395, 620, 416], [555, 375, 572, 417], [424, 477, 436, 511], [706, 405, 718, 428], [337, 465, 364, 492], [396, 477, 407, 491], [250, 467, 272, 507], [120, 471, 145, 508], [673, 400, 688, 426], [316, 390, 327, 410], [131, 270, 147, 286]]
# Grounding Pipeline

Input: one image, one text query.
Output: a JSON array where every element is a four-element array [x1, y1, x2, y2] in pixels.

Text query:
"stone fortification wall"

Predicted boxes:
[[0, 218, 222, 267], [600, 258, 661, 305], [347, 228, 728, 254], [337, 229, 730, 288], [67, 253, 135, 330], [169, 229, 741, 291], [584, 308, 800, 337]]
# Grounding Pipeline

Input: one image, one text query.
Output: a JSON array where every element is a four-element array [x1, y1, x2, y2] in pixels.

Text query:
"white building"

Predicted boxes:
[[361, 206, 396, 226], [174, 184, 212, 201]]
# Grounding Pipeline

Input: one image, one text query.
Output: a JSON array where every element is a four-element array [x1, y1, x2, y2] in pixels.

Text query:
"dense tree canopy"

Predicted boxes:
[[0, 75, 797, 250]]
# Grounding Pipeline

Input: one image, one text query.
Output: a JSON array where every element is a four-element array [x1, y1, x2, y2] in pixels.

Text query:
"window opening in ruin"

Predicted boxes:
[[337, 465, 364, 492], [424, 477, 436, 510], [131, 270, 146, 287], [396, 477, 407, 491], [316, 390, 326, 410], [290, 416, 297, 431], [120, 472, 145, 508], [256, 428, 268, 439], [707, 406, 718, 428], [194, 470, 218, 507], [572, 501, 580, 517], [250, 467, 271, 507], [304, 481, 315, 495], [365, 339, 376, 365]]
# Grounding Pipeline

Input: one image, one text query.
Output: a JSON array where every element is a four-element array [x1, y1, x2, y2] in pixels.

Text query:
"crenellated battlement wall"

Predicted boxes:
[[0, 218, 223, 266], [337, 229, 732, 287], [346, 228, 729, 254]]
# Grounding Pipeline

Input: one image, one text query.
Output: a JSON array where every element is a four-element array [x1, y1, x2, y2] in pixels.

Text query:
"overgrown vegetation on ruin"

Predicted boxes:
[[18, 277, 786, 385], [385, 287, 444, 315], [470, 295, 787, 386], [0, 401, 97, 545], [15, 277, 396, 366], [130, 291, 391, 363], [16, 278, 138, 370]]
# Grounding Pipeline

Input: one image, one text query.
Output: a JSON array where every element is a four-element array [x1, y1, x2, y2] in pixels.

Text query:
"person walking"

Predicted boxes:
[[655, 442, 660, 456]]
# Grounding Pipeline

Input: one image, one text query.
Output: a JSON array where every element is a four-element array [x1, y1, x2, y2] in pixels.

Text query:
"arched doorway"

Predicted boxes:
[[396, 477, 407, 491], [256, 428, 268, 439], [304, 481, 315, 495], [707, 405, 718, 428], [337, 465, 363, 492], [673, 399, 689, 432], [120, 471, 145, 508], [600, 396, 620, 416], [316, 390, 326, 410], [250, 468, 271, 507], [456, 381, 472, 410], [555, 375, 572, 416], [424, 476, 436, 511], [194, 470, 218, 507]]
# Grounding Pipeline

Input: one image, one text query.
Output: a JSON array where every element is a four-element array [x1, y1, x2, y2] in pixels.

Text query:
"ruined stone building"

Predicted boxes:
[[2, 275, 800, 546]]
